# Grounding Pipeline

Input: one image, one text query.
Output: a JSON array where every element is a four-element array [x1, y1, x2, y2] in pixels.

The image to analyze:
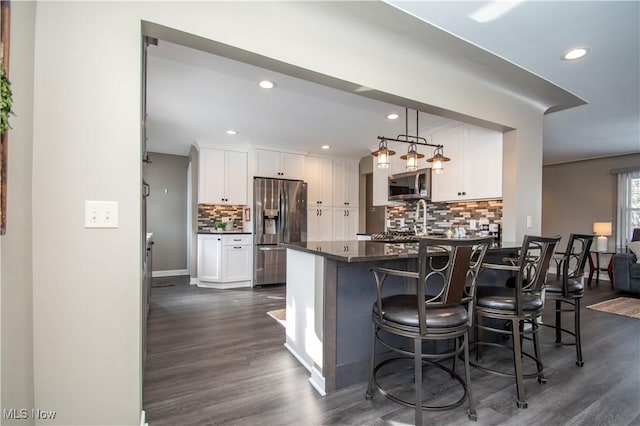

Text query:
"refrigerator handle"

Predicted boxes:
[[281, 185, 288, 243]]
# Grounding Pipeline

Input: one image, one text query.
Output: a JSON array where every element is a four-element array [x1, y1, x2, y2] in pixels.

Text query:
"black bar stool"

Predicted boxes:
[[472, 235, 560, 408], [365, 237, 492, 425]]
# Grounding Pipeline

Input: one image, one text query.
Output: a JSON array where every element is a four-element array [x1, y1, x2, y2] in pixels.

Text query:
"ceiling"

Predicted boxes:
[[146, 1, 639, 165]]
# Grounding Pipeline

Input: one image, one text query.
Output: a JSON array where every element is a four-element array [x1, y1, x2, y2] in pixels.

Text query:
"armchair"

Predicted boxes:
[[612, 243, 640, 294]]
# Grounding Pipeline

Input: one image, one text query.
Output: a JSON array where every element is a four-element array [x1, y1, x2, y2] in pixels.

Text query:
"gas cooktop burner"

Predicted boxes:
[[370, 231, 419, 242]]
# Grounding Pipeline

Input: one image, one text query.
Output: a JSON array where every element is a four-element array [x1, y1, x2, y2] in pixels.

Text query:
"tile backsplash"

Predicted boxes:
[[198, 204, 245, 232], [387, 199, 503, 235]]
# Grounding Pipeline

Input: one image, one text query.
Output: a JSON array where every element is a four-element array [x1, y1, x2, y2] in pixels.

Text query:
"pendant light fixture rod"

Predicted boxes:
[[376, 135, 442, 148], [377, 107, 443, 147]]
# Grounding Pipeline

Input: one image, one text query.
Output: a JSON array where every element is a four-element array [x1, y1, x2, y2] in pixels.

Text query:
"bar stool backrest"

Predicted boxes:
[[416, 237, 492, 335], [562, 233, 594, 282], [515, 235, 561, 316]]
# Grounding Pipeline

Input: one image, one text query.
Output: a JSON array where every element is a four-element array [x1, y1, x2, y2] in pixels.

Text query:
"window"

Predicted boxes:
[[617, 170, 640, 249]]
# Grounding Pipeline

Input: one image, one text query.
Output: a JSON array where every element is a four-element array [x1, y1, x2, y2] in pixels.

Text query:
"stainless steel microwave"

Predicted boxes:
[[388, 169, 431, 201]]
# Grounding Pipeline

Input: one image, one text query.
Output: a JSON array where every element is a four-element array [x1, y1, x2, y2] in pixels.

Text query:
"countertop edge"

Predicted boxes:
[[197, 231, 252, 235]]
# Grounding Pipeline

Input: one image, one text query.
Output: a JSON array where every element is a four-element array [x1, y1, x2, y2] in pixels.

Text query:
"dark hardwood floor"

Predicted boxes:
[[143, 277, 640, 425]]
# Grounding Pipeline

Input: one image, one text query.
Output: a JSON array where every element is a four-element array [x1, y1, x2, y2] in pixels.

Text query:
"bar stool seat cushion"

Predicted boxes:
[[545, 278, 583, 294], [373, 295, 468, 329], [476, 286, 543, 312]]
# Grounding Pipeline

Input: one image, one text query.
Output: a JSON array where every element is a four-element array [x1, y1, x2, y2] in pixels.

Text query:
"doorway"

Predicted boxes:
[[365, 173, 385, 234]]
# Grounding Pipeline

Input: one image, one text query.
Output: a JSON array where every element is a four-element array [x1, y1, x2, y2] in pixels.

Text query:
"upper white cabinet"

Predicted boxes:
[[332, 159, 359, 207], [254, 148, 305, 180], [199, 148, 248, 205], [372, 142, 407, 206], [305, 156, 334, 206], [431, 124, 503, 202]]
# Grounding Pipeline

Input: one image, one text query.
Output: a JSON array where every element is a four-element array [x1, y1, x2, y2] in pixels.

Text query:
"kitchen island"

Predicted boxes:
[[283, 239, 520, 395]]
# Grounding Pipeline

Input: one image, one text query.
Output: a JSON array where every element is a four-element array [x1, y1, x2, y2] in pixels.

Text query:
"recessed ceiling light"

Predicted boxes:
[[386, 113, 400, 120], [321, 145, 331, 150], [259, 80, 276, 89], [226, 130, 237, 135], [561, 47, 591, 61]]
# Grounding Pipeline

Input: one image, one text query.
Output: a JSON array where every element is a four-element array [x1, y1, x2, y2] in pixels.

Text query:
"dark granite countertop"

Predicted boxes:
[[284, 240, 521, 263]]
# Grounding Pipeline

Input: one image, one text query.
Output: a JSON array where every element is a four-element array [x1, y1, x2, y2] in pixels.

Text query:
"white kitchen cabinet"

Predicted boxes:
[[199, 148, 248, 205], [431, 124, 502, 202], [221, 234, 252, 282], [332, 159, 359, 207], [372, 141, 407, 206], [254, 148, 305, 180], [198, 234, 222, 282], [307, 207, 333, 242], [332, 207, 358, 241], [305, 156, 333, 207], [198, 234, 253, 288]]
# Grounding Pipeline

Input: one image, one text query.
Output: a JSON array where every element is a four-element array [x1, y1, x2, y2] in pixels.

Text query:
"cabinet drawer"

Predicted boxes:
[[222, 234, 252, 246]]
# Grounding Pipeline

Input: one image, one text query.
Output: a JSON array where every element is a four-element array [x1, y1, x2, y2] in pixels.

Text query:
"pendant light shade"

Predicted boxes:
[[427, 146, 450, 174], [400, 143, 424, 172], [371, 139, 396, 169]]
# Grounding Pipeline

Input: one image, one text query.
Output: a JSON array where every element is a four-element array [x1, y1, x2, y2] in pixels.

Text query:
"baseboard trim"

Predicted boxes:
[[140, 410, 147, 426], [284, 342, 326, 396], [189, 276, 198, 285], [152, 269, 189, 278], [196, 280, 252, 289]]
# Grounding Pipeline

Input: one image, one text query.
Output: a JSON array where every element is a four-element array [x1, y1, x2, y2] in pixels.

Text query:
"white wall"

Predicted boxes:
[[29, 2, 564, 424], [1, 2, 36, 425]]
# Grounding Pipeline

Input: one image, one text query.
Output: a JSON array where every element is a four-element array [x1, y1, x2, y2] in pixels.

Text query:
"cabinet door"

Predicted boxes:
[[224, 150, 248, 205], [198, 148, 226, 204], [198, 235, 222, 282], [332, 207, 358, 241], [431, 125, 463, 202], [222, 245, 252, 282], [307, 207, 332, 241], [305, 156, 333, 206], [332, 159, 359, 207], [254, 149, 281, 178], [462, 125, 503, 200], [281, 152, 305, 180]]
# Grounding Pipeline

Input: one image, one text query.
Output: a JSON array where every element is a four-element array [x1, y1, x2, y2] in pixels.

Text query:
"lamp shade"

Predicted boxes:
[[593, 222, 612, 236]]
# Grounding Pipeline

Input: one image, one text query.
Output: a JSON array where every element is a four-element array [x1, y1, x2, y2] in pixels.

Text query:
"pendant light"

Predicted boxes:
[[375, 108, 450, 172], [399, 110, 425, 171], [426, 146, 450, 174], [400, 143, 424, 171], [370, 139, 396, 169]]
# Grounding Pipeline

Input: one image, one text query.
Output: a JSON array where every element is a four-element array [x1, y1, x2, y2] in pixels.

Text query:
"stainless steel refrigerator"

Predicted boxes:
[[253, 178, 307, 286]]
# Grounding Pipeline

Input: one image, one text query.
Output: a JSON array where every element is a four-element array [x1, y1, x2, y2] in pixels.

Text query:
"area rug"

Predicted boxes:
[[587, 297, 640, 319], [267, 309, 286, 327]]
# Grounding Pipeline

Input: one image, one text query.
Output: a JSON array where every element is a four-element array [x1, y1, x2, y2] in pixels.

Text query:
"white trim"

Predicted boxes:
[[284, 342, 326, 396], [196, 280, 252, 289], [140, 410, 147, 426], [309, 367, 326, 396], [152, 269, 189, 278], [189, 276, 198, 285]]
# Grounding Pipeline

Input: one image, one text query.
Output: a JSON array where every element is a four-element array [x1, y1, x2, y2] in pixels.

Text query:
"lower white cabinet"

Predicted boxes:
[[332, 207, 358, 241], [198, 234, 253, 288], [307, 207, 333, 242]]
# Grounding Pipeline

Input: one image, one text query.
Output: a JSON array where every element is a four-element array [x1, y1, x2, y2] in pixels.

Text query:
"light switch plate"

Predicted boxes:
[[84, 201, 118, 228], [526, 215, 533, 228]]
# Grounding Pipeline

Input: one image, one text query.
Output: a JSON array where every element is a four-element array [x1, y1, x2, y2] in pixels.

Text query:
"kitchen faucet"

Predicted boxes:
[[415, 199, 428, 236]]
